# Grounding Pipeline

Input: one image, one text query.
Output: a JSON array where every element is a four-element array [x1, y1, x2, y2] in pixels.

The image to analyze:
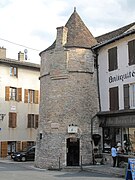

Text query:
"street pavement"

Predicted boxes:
[[0, 157, 125, 180]]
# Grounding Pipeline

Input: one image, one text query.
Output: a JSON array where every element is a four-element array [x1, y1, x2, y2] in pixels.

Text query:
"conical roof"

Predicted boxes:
[[65, 8, 97, 48], [41, 9, 97, 53]]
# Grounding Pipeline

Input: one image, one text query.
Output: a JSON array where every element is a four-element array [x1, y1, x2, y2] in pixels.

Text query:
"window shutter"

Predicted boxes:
[[109, 87, 119, 111], [1, 142, 8, 157], [22, 141, 28, 151], [9, 112, 17, 128], [27, 114, 34, 128], [16, 67, 18, 78], [34, 90, 39, 104], [108, 47, 117, 71], [27, 114, 31, 128], [5, 86, 10, 101], [35, 115, 39, 128], [9, 113, 12, 127], [124, 84, 129, 109], [12, 113, 17, 128], [16, 141, 21, 151], [128, 40, 135, 65], [17, 88, 22, 102], [31, 115, 34, 128], [29, 90, 33, 103], [24, 89, 28, 103]]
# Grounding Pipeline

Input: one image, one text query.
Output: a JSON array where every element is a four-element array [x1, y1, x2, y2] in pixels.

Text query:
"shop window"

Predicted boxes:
[[24, 89, 39, 104], [8, 142, 16, 154], [128, 39, 135, 66], [10, 67, 18, 77], [5, 86, 22, 101], [109, 86, 119, 111], [103, 128, 111, 153], [27, 141, 35, 147], [27, 114, 39, 128], [108, 47, 118, 71], [9, 112, 17, 128]]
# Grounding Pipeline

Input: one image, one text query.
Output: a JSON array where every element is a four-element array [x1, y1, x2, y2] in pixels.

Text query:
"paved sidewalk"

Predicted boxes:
[[0, 157, 126, 178], [82, 164, 126, 178]]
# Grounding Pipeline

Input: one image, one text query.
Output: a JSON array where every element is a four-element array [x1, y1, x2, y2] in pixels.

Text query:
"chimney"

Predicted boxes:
[[18, 51, 24, 61], [56, 26, 68, 49], [0, 47, 6, 59]]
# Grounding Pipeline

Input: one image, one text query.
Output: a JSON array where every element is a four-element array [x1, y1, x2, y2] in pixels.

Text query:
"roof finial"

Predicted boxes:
[[74, 7, 76, 12]]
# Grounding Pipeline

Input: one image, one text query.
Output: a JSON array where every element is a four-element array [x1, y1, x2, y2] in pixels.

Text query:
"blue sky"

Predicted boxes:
[[0, 0, 135, 64]]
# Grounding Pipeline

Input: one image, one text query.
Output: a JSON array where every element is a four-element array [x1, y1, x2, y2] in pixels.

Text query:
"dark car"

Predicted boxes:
[[11, 146, 35, 162]]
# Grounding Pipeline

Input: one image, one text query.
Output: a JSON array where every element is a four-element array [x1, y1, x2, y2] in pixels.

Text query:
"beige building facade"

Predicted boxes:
[[0, 48, 40, 157]]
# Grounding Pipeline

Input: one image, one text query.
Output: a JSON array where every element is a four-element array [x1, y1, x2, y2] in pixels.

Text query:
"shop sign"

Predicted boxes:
[[68, 125, 78, 133], [109, 70, 135, 83], [10, 106, 16, 111]]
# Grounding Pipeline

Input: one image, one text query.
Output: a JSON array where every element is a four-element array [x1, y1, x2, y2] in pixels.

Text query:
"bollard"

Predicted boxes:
[[59, 157, 61, 170], [81, 156, 83, 171]]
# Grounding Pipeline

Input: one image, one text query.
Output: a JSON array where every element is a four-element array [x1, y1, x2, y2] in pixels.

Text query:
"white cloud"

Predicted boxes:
[[0, 0, 134, 64]]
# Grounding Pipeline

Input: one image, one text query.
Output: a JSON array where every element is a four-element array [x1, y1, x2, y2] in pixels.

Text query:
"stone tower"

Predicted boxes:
[[35, 9, 100, 169]]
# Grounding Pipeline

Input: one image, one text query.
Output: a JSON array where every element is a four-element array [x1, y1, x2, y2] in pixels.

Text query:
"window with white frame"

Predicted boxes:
[[5, 86, 22, 102], [130, 83, 135, 108], [27, 114, 39, 128], [28, 89, 35, 103], [24, 89, 39, 104], [10, 67, 18, 77], [10, 87, 17, 101]]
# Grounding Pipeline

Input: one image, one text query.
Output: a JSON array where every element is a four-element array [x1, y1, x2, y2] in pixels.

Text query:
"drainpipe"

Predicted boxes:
[[91, 48, 101, 164], [95, 50, 101, 111]]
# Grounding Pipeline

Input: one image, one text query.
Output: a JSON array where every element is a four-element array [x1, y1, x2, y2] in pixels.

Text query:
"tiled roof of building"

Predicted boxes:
[[40, 10, 135, 54], [0, 58, 40, 70], [64, 8, 97, 48], [96, 22, 135, 43], [93, 29, 135, 49], [41, 8, 97, 54]]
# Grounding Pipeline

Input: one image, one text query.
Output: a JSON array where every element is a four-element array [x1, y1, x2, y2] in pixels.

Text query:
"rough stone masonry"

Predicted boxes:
[[35, 9, 100, 169]]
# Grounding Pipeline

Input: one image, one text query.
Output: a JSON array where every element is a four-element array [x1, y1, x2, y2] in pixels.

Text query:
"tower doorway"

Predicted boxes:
[[67, 138, 80, 166]]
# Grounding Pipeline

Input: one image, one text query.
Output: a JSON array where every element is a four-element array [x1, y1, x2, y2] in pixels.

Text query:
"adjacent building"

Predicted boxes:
[[0, 48, 40, 157], [93, 22, 135, 153]]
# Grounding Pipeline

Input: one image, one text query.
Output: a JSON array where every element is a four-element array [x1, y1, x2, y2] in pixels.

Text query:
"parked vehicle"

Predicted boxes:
[[11, 146, 35, 162]]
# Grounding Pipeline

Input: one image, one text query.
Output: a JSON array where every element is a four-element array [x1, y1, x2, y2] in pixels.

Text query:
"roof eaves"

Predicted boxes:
[[0, 58, 40, 70], [92, 29, 135, 50], [39, 41, 56, 56]]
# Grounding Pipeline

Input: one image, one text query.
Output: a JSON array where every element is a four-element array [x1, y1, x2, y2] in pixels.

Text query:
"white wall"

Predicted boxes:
[[98, 34, 135, 111]]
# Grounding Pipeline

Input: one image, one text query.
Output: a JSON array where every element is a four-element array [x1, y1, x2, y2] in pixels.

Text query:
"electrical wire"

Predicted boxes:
[[0, 37, 41, 51]]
